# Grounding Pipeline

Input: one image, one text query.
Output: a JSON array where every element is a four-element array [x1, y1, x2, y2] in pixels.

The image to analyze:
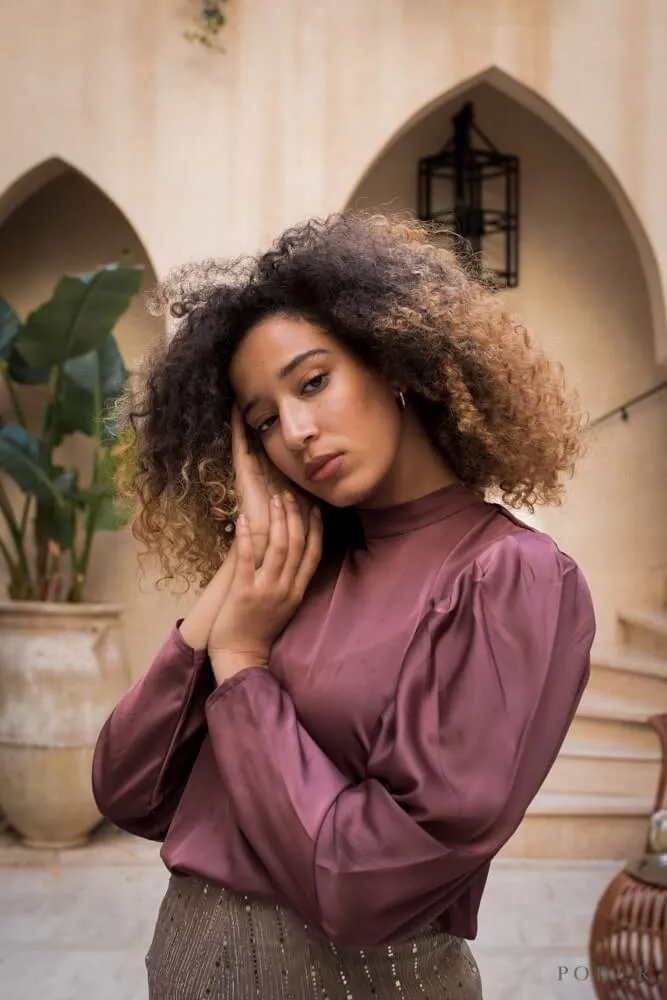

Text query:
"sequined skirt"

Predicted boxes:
[[146, 873, 483, 999]]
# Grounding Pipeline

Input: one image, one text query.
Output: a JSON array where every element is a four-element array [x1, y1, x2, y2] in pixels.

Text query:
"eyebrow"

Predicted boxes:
[[242, 348, 333, 419]]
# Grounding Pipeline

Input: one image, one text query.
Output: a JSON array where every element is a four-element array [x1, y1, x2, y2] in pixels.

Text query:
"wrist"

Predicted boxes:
[[210, 648, 269, 683], [178, 616, 208, 651]]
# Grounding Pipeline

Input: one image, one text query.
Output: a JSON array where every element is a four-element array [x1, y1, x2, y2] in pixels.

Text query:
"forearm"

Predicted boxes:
[[179, 543, 238, 650]]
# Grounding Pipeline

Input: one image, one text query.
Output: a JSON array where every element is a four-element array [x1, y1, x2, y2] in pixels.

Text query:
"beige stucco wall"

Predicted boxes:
[[0, 0, 667, 669], [0, 0, 665, 358]]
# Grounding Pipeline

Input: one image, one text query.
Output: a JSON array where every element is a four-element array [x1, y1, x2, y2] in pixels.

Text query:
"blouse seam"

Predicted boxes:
[[425, 602, 466, 825], [310, 782, 353, 931], [470, 547, 568, 839], [365, 513, 463, 540], [382, 539, 526, 833]]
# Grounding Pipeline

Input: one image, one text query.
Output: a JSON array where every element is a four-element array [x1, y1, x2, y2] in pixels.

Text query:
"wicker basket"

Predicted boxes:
[[589, 714, 667, 999]]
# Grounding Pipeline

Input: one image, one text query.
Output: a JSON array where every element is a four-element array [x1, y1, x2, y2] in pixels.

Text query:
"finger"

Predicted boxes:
[[232, 404, 261, 473], [259, 494, 289, 582], [234, 514, 257, 588], [279, 492, 307, 586], [230, 404, 246, 462], [261, 453, 283, 495], [295, 490, 313, 532], [293, 506, 323, 596]]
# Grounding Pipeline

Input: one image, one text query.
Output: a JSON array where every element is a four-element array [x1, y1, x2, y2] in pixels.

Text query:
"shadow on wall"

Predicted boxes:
[[0, 162, 194, 681], [345, 79, 667, 642]]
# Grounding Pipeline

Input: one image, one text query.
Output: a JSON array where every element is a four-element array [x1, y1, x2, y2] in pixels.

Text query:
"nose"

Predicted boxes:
[[279, 401, 318, 452]]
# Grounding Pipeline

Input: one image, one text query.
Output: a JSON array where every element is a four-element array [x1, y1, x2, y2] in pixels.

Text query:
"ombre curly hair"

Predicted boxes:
[[114, 213, 587, 591]]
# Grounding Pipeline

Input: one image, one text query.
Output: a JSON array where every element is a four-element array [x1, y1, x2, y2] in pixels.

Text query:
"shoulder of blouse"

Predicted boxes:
[[429, 523, 586, 616], [476, 524, 576, 579]]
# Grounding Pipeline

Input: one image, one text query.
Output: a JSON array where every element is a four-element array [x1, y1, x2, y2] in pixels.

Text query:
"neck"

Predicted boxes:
[[359, 410, 459, 509]]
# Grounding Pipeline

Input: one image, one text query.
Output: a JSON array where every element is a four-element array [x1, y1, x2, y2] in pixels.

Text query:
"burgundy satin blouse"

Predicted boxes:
[[92, 484, 595, 947]]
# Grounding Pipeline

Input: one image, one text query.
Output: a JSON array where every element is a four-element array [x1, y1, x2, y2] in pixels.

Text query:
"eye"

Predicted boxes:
[[252, 372, 329, 436], [302, 371, 329, 394], [255, 415, 276, 436]]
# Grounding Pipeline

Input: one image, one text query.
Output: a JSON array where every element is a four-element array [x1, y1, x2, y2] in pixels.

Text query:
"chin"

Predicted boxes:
[[318, 474, 383, 510]]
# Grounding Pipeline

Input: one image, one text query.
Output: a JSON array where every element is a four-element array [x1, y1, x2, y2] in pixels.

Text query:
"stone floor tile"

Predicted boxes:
[[0, 949, 150, 1000], [0, 845, 626, 1000]]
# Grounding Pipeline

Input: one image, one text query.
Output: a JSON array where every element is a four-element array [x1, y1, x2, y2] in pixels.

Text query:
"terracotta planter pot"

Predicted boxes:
[[0, 601, 131, 848]]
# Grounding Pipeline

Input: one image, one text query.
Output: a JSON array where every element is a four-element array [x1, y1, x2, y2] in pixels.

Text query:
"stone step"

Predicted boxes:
[[618, 608, 667, 659], [592, 642, 667, 678], [543, 740, 660, 798], [586, 645, 667, 704], [568, 713, 660, 757], [561, 727, 661, 760], [576, 686, 656, 725], [500, 791, 652, 859]]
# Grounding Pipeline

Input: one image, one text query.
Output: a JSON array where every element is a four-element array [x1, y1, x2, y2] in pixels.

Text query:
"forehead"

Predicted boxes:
[[229, 314, 338, 392]]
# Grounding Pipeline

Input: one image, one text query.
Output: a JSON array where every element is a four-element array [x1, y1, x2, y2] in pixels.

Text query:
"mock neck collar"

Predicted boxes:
[[356, 483, 486, 540]]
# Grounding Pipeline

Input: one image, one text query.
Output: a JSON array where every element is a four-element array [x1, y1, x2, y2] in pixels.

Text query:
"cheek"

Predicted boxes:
[[344, 377, 396, 431], [329, 372, 385, 422], [260, 438, 288, 473]]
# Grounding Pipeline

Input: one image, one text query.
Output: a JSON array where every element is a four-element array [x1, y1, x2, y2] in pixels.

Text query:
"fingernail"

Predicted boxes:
[[283, 491, 296, 504], [237, 514, 247, 526], [313, 506, 321, 518], [272, 494, 283, 507]]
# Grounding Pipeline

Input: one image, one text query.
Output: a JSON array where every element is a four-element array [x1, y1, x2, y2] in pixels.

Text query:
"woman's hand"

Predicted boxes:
[[231, 405, 311, 567], [177, 545, 239, 651], [208, 491, 323, 682]]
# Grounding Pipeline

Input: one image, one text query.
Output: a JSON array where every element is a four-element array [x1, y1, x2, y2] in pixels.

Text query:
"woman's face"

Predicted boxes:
[[229, 313, 405, 508]]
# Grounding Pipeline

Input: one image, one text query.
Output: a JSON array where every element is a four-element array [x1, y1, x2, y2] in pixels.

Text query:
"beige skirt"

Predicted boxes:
[[146, 873, 483, 999]]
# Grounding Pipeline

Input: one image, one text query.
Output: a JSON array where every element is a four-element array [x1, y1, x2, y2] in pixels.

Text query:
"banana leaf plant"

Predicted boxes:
[[0, 264, 143, 602]]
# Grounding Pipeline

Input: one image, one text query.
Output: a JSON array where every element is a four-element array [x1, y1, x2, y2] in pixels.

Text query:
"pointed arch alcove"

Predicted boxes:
[[344, 69, 667, 642], [344, 66, 666, 368], [0, 158, 185, 680]]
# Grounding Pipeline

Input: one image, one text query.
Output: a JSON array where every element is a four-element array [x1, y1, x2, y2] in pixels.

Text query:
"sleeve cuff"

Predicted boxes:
[[172, 619, 210, 664], [206, 666, 280, 709]]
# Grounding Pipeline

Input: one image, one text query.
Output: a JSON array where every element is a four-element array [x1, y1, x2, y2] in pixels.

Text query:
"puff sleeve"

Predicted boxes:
[[92, 623, 216, 840], [204, 532, 595, 946]]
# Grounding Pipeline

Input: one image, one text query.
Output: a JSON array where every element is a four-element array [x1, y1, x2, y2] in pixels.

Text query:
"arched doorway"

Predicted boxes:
[[344, 77, 667, 642], [0, 160, 184, 679]]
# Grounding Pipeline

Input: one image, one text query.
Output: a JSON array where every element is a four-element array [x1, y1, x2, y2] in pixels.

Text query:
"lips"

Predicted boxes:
[[305, 452, 343, 480]]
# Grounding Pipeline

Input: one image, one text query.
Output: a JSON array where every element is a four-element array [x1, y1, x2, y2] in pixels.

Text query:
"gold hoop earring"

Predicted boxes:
[[397, 390, 406, 411]]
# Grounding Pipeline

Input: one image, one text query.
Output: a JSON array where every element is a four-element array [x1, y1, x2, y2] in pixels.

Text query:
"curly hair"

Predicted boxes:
[[114, 213, 587, 591]]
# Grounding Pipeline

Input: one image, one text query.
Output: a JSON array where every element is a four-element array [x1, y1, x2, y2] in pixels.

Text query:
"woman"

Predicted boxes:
[[93, 214, 596, 999]]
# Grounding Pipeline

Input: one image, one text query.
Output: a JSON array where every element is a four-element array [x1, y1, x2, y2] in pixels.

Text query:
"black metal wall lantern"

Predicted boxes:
[[417, 101, 520, 287]]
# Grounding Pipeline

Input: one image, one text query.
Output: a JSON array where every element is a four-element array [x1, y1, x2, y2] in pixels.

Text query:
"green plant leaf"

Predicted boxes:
[[34, 470, 78, 552], [93, 489, 128, 531], [0, 425, 60, 504], [64, 331, 128, 398], [44, 380, 95, 445], [15, 264, 143, 368], [0, 298, 20, 360], [44, 333, 129, 445], [6, 346, 50, 384], [90, 445, 129, 531]]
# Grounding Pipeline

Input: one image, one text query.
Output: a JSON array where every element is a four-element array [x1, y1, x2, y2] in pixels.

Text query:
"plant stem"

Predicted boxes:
[[71, 498, 99, 601], [19, 495, 30, 536], [0, 534, 16, 576], [70, 357, 105, 601], [1, 364, 28, 428], [0, 479, 33, 596], [42, 365, 61, 452]]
